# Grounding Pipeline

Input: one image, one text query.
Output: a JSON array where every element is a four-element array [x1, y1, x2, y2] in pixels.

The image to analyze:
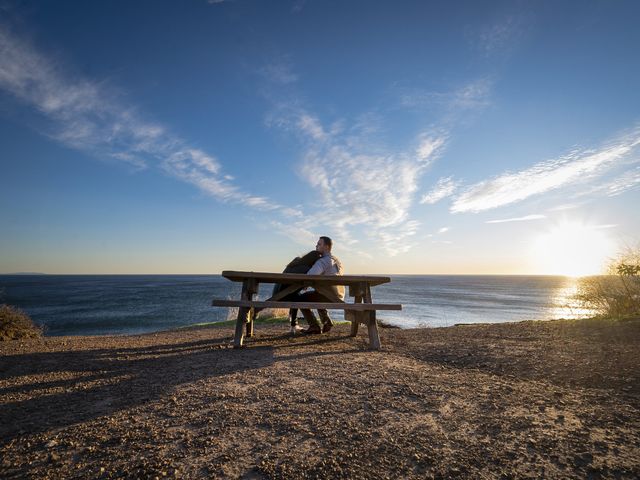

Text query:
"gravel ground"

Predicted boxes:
[[1, 317, 639, 479]]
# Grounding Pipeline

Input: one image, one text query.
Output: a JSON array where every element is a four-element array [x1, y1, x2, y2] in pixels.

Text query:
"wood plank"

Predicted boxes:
[[234, 307, 248, 348], [234, 278, 257, 348], [350, 294, 362, 337], [246, 307, 255, 337], [366, 311, 381, 350], [221, 271, 391, 286], [212, 299, 402, 311]]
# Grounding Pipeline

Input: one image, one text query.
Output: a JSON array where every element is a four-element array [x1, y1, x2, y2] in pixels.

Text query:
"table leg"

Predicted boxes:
[[246, 307, 255, 337], [366, 310, 381, 350], [234, 307, 249, 348], [233, 278, 258, 348], [350, 294, 362, 337], [363, 283, 381, 349]]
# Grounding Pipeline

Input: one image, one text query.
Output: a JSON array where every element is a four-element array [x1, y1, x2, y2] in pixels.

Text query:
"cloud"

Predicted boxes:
[[437, 227, 449, 234], [268, 103, 446, 256], [420, 176, 459, 204], [298, 113, 326, 141], [291, 0, 307, 13], [451, 128, 640, 213], [547, 203, 581, 212], [486, 214, 546, 224], [450, 78, 493, 110], [0, 25, 283, 211], [474, 13, 526, 56], [259, 60, 298, 85], [416, 135, 446, 164], [399, 77, 493, 112], [588, 166, 640, 197]]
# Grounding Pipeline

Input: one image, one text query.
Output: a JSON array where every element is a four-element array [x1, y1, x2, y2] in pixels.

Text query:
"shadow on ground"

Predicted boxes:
[[0, 328, 368, 445]]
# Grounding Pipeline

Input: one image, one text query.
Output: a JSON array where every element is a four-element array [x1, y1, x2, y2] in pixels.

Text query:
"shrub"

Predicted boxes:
[[575, 246, 640, 317], [225, 305, 289, 321], [0, 304, 43, 341], [255, 307, 290, 320]]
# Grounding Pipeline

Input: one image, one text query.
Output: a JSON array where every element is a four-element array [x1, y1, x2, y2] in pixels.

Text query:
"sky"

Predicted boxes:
[[1, 0, 639, 275]]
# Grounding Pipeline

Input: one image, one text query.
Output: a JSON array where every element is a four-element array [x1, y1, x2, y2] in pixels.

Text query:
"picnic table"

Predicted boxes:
[[211, 271, 402, 350]]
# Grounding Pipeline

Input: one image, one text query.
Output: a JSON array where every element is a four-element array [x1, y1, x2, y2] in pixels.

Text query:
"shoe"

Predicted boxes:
[[290, 325, 304, 335], [302, 325, 322, 335], [322, 321, 333, 333]]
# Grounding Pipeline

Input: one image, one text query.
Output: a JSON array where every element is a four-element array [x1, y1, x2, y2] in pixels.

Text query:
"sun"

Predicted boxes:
[[530, 221, 616, 277]]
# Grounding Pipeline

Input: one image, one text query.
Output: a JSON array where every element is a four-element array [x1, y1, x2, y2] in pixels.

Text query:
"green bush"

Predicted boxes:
[[575, 246, 640, 317], [0, 304, 43, 341]]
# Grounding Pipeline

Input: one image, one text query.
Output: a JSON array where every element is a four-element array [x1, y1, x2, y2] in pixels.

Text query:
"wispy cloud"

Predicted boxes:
[[586, 166, 640, 197], [0, 25, 284, 211], [451, 128, 640, 213], [437, 227, 450, 234], [416, 135, 446, 164], [420, 176, 459, 204], [547, 203, 581, 212], [291, 0, 307, 13], [486, 214, 546, 224], [399, 77, 493, 112], [473, 13, 527, 57], [268, 103, 446, 255], [259, 59, 299, 85]]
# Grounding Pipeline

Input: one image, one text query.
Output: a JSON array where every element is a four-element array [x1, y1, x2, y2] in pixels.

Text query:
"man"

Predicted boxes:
[[299, 236, 344, 334]]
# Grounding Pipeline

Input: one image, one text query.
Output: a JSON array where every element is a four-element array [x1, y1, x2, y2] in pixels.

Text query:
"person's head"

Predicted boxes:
[[315, 236, 333, 255]]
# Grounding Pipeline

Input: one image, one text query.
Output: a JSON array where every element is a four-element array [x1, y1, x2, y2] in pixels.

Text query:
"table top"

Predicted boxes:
[[221, 270, 391, 286]]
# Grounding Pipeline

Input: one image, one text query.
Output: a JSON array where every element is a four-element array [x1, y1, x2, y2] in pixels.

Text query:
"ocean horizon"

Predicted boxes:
[[0, 274, 595, 337]]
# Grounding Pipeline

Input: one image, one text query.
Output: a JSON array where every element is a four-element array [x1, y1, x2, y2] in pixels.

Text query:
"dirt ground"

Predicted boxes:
[[1, 317, 639, 479]]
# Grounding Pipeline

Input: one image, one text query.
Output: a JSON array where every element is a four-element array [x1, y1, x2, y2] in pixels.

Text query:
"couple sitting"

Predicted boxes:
[[272, 236, 344, 335]]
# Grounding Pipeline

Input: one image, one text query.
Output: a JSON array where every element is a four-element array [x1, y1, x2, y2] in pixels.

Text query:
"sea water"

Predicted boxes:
[[0, 275, 594, 337]]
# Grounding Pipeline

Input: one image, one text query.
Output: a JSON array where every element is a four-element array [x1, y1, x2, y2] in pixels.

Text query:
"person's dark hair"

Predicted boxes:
[[319, 236, 333, 250], [286, 250, 321, 271]]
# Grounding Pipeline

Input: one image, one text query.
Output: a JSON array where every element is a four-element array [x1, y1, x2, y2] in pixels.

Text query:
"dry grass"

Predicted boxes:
[[575, 246, 640, 318], [0, 304, 42, 341]]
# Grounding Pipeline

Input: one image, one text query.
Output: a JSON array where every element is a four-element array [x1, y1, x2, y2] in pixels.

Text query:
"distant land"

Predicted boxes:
[[2, 272, 48, 275]]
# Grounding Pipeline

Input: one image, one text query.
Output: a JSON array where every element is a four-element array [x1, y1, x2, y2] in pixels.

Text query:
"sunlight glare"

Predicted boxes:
[[531, 221, 616, 277]]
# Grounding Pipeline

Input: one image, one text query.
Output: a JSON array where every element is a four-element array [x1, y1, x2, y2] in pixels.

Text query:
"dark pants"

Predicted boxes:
[[272, 285, 305, 326], [297, 291, 333, 328], [272, 265, 312, 326]]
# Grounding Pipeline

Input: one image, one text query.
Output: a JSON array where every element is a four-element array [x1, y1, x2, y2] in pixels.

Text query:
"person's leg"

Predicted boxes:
[[288, 308, 304, 334], [317, 309, 334, 333], [289, 308, 297, 326], [281, 292, 301, 331], [299, 308, 322, 333], [297, 291, 333, 333]]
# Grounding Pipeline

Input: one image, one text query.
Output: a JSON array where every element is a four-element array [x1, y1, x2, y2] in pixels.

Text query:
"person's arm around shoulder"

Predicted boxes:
[[307, 255, 330, 275], [332, 255, 343, 275]]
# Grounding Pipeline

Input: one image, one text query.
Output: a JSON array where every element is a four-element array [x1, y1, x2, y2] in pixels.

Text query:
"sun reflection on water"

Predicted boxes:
[[546, 276, 597, 320]]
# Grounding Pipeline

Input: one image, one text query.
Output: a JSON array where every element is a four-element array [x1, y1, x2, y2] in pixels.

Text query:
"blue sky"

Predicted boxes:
[[1, 0, 639, 275]]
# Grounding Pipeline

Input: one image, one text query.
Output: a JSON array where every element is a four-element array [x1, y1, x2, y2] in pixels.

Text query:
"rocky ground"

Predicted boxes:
[[1, 317, 639, 479]]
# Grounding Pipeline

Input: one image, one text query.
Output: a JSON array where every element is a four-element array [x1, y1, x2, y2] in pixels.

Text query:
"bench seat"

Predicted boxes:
[[211, 299, 402, 311], [211, 299, 402, 350]]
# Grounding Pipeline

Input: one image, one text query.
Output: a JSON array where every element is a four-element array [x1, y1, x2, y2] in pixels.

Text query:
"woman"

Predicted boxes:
[[272, 250, 321, 333]]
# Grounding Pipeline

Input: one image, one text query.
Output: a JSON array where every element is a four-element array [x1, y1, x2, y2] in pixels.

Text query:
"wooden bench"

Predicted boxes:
[[211, 271, 402, 350]]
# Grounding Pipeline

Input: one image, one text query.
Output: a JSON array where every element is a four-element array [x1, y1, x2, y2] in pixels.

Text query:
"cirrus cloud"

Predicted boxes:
[[0, 24, 285, 211], [451, 128, 640, 213]]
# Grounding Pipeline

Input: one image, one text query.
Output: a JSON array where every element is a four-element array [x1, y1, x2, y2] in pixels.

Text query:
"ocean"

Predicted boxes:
[[0, 275, 594, 337]]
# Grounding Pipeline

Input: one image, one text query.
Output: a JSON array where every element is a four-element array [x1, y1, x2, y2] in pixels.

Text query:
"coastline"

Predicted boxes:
[[1, 317, 639, 478]]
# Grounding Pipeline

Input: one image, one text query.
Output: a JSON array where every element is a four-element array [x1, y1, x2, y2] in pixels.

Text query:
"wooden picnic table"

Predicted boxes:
[[212, 270, 402, 350]]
